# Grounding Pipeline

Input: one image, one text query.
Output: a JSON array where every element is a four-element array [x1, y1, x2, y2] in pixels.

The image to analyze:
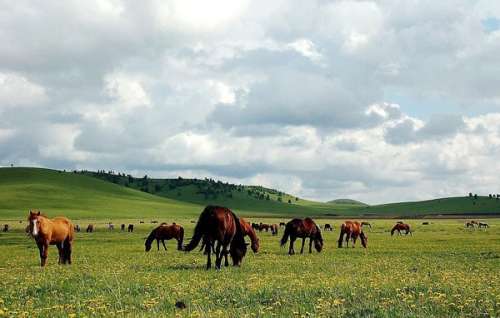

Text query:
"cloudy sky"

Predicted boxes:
[[1, 1, 500, 204]]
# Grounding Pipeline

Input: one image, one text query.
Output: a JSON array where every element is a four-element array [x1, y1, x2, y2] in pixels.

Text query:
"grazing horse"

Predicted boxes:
[[280, 218, 323, 255], [145, 224, 184, 251], [74, 224, 81, 232], [422, 222, 430, 225], [324, 224, 333, 231], [27, 210, 74, 267], [251, 223, 260, 230], [478, 222, 489, 228], [279, 222, 286, 228], [121, 224, 126, 231], [361, 222, 372, 231], [86, 224, 94, 233], [183, 206, 247, 269], [128, 224, 134, 232], [259, 223, 270, 232], [391, 223, 412, 236], [240, 218, 260, 253], [3, 224, 8, 232], [270, 224, 279, 235], [338, 221, 367, 248]]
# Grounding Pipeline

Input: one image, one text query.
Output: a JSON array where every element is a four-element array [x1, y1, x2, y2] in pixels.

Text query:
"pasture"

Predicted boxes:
[[0, 218, 498, 317]]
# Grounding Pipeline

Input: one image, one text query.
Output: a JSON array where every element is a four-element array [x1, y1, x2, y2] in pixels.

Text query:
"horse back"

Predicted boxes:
[[48, 217, 74, 243]]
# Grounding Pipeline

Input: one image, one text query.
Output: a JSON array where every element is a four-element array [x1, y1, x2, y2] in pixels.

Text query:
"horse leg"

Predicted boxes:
[[214, 241, 222, 270], [162, 240, 167, 251], [65, 240, 72, 264], [309, 238, 313, 253], [346, 233, 351, 247], [300, 238, 306, 254], [39, 242, 48, 267], [289, 237, 296, 255], [157, 239, 160, 251], [56, 243, 64, 264], [223, 243, 230, 267], [205, 241, 212, 270], [352, 235, 357, 248]]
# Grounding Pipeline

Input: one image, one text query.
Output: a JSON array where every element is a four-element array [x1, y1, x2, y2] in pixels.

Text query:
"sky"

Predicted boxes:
[[1, 0, 500, 204]]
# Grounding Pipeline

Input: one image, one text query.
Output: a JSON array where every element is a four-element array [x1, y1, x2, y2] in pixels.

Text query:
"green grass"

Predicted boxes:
[[0, 218, 498, 317]]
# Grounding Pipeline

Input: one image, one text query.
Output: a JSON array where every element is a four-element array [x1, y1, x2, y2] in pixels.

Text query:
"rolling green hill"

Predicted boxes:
[[328, 199, 368, 206]]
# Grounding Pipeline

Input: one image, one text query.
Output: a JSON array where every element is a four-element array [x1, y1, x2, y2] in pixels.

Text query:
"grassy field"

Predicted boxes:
[[0, 218, 498, 317]]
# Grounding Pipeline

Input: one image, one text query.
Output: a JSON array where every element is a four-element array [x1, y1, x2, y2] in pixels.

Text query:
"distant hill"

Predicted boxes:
[[328, 199, 368, 206]]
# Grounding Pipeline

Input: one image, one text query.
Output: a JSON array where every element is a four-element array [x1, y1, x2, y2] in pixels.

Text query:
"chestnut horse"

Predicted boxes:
[[280, 218, 323, 255], [27, 210, 74, 267], [184, 206, 247, 269], [240, 218, 260, 253], [338, 221, 367, 248], [391, 223, 412, 236], [145, 223, 184, 251]]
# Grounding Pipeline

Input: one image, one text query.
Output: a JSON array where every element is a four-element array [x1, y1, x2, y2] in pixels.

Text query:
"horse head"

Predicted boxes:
[[27, 210, 42, 237], [314, 226, 324, 252], [251, 237, 260, 253]]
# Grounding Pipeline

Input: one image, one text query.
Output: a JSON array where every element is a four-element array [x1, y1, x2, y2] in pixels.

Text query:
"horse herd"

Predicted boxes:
[[17, 208, 489, 269]]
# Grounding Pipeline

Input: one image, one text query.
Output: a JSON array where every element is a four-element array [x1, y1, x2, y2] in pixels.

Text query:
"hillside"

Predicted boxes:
[[328, 199, 368, 206], [350, 196, 500, 217], [0, 167, 201, 219]]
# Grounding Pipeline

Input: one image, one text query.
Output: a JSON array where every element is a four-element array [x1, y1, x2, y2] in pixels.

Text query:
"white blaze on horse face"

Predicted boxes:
[[32, 219, 38, 236]]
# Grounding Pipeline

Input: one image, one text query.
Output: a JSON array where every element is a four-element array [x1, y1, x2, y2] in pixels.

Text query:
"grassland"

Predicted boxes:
[[0, 218, 498, 317]]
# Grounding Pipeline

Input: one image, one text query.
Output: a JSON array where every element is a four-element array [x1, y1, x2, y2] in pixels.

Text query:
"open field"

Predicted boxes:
[[0, 218, 498, 317]]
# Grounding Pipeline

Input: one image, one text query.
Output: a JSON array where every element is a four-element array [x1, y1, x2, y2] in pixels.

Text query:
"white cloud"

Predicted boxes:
[[0, 73, 47, 108]]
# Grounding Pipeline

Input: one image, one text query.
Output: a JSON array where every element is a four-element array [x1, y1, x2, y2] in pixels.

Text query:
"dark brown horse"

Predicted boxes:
[[74, 224, 81, 232], [279, 222, 286, 228], [391, 223, 412, 236], [478, 222, 489, 228], [324, 224, 333, 231], [240, 218, 260, 253], [27, 210, 74, 266], [270, 224, 279, 235], [251, 223, 259, 230], [259, 223, 270, 232], [121, 224, 126, 231], [183, 206, 247, 269], [2, 224, 8, 232], [338, 221, 367, 248], [128, 224, 134, 232], [280, 218, 323, 255], [86, 224, 94, 233], [145, 224, 184, 251]]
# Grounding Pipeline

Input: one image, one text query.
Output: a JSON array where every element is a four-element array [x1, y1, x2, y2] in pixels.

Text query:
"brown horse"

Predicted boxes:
[[2, 224, 8, 232], [240, 218, 260, 253], [270, 224, 279, 235], [338, 221, 367, 248], [280, 218, 323, 255], [86, 224, 94, 233], [145, 224, 184, 251], [183, 206, 247, 269], [259, 223, 270, 232], [128, 224, 134, 232], [391, 223, 412, 236], [27, 210, 74, 267]]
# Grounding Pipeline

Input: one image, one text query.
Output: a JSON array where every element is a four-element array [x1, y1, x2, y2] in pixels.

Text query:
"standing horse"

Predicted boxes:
[[324, 224, 333, 231], [183, 206, 247, 269], [74, 224, 81, 232], [108, 223, 114, 231], [251, 223, 260, 230], [121, 224, 126, 231], [259, 223, 270, 232], [27, 210, 74, 267], [3, 224, 8, 232], [280, 218, 323, 255], [478, 222, 489, 228], [86, 224, 94, 233], [239, 218, 260, 253], [279, 222, 286, 228], [270, 224, 279, 236], [338, 221, 367, 248], [145, 224, 184, 251], [128, 224, 134, 232], [391, 223, 412, 236]]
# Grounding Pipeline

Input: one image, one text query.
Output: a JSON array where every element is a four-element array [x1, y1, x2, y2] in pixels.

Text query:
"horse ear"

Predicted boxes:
[[37, 211, 41, 216]]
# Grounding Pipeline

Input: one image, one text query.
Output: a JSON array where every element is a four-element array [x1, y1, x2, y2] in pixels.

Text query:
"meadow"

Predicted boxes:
[[0, 218, 498, 317]]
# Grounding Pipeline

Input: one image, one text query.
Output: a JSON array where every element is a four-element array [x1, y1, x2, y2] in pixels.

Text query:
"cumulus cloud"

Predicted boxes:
[[0, 0, 499, 204]]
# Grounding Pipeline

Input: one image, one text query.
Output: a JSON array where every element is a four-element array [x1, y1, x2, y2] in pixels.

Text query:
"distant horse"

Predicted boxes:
[[422, 222, 430, 225], [361, 222, 372, 231], [140, 221, 145, 224], [128, 224, 134, 232], [259, 223, 270, 232], [391, 223, 412, 236], [240, 218, 260, 253], [108, 223, 114, 231], [121, 224, 126, 231], [251, 223, 260, 230], [74, 224, 81, 232], [151, 220, 158, 224], [86, 224, 94, 233], [324, 224, 333, 231], [27, 210, 74, 267], [183, 206, 248, 269], [270, 224, 278, 235], [478, 222, 489, 228], [279, 222, 286, 228], [145, 224, 184, 251], [280, 218, 323, 255], [338, 221, 367, 248], [3, 224, 8, 232]]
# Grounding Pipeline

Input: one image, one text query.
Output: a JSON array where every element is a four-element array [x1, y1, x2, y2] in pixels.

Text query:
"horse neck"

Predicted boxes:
[[246, 226, 258, 244]]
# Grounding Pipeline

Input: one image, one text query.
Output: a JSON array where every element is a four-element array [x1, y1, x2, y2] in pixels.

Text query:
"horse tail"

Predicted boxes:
[[177, 226, 184, 250], [183, 206, 211, 252], [144, 228, 156, 252], [338, 223, 346, 248], [280, 223, 291, 247]]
